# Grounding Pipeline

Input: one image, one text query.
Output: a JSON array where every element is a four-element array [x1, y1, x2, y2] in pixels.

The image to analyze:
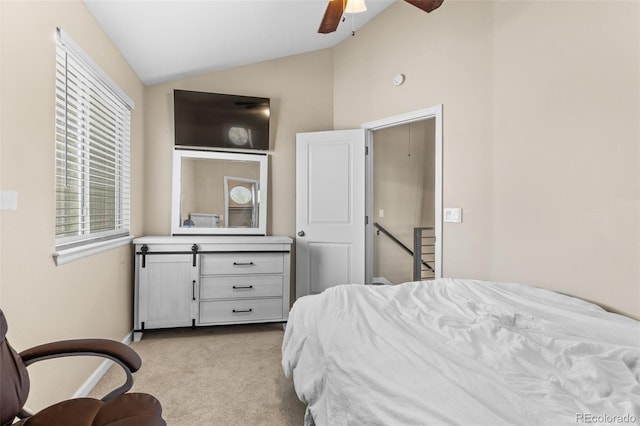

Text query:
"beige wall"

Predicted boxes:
[[334, 1, 639, 317], [490, 1, 639, 316], [337, 1, 496, 282], [0, 0, 144, 410], [143, 49, 334, 237]]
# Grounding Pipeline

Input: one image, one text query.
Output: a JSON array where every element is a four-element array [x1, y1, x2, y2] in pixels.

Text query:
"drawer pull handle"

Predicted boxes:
[[232, 285, 254, 290], [233, 261, 254, 266], [232, 308, 253, 313]]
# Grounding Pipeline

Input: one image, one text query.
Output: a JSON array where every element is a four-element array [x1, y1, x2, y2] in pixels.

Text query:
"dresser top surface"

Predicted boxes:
[[133, 235, 292, 245]]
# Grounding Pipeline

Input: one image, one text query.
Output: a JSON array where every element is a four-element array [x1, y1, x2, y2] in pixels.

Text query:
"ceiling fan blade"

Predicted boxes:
[[318, 0, 346, 34], [404, 0, 444, 13]]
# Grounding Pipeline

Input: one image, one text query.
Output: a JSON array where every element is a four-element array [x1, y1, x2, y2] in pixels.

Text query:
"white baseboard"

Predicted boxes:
[[72, 330, 133, 399]]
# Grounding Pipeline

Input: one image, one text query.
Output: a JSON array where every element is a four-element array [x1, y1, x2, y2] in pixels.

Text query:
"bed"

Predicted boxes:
[[282, 278, 640, 426]]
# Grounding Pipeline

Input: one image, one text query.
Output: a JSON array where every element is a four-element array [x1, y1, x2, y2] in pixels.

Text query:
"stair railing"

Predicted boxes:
[[373, 223, 435, 281], [413, 227, 436, 281]]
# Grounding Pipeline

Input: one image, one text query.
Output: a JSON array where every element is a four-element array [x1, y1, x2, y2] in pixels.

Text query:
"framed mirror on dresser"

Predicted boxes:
[[171, 149, 268, 236]]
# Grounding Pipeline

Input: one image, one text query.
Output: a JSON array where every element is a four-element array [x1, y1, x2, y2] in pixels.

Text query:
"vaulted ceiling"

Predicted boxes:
[[84, 0, 396, 85]]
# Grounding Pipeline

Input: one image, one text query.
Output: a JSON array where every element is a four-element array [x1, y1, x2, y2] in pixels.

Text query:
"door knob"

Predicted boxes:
[[297, 230, 305, 237]]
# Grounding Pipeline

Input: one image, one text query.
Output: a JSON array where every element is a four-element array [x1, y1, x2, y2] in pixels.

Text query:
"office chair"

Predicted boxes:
[[0, 309, 166, 426]]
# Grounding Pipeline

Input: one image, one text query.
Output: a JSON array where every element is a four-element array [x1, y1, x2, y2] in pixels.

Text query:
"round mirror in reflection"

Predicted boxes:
[[229, 185, 252, 205]]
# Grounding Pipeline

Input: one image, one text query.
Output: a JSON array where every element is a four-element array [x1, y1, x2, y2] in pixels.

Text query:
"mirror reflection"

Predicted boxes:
[[171, 149, 268, 235], [181, 158, 260, 229]]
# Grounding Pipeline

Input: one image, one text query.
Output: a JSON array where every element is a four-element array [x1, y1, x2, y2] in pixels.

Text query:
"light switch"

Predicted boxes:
[[444, 207, 462, 223], [379, 209, 384, 218], [0, 191, 18, 210]]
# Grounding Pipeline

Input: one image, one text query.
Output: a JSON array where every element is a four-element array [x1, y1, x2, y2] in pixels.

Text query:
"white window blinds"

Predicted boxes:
[[55, 29, 133, 250]]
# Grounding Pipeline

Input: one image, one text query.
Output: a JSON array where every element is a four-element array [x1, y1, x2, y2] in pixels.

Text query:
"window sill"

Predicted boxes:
[[53, 235, 134, 266]]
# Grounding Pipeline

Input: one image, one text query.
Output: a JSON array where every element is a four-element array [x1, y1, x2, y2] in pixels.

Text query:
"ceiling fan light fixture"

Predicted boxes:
[[345, 0, 367, 14]]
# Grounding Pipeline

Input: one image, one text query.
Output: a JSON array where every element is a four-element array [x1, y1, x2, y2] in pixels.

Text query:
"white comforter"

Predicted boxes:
[[282, 279, 640, 426]]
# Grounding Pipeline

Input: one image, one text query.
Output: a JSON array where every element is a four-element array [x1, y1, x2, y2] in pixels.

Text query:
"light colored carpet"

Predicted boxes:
[[88, 323, 306, 425]]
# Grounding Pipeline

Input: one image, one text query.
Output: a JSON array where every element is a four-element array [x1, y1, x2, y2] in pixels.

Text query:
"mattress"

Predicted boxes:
[[282, 278, 640, 426]]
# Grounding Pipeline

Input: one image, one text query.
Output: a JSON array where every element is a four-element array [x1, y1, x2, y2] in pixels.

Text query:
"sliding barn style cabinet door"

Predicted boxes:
[[136, 254, 198, 331]]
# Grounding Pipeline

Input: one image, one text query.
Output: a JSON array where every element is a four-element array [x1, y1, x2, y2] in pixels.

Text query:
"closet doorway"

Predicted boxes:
[[363, 106, 442, 285]]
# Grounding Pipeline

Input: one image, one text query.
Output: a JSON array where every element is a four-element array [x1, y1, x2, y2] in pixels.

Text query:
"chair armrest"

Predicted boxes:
[[19, 339, 141, 371], [19, 339, 142, 402]]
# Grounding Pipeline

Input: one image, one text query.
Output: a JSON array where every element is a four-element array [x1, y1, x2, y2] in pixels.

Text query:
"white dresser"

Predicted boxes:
[[133, 236, 292, 340]]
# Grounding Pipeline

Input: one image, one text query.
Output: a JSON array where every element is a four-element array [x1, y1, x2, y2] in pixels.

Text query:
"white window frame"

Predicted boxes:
[[53, 29, 135, 266]]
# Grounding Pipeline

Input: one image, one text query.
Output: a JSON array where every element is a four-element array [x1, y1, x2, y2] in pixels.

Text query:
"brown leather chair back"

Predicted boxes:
[[0, 309, 30, 426]]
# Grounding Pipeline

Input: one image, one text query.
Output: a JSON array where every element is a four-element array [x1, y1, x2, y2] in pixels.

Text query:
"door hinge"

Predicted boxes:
[[365, 216, 369, 225], [365, 146, 369, 155]]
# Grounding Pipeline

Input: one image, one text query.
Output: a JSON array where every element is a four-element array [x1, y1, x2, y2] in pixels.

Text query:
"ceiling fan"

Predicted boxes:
[[318, 0, 444, 34]]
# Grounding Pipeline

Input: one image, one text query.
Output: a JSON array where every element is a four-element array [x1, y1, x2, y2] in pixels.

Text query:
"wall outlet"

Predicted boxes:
[[0, 191, 18, 210], [444, 207, 462, 223]]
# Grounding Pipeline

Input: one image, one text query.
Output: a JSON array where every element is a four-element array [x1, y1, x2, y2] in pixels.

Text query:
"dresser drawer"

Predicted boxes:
[[199, 298, 283, 324], [200, 252, 284, 276], [200, 276, 283, 300]]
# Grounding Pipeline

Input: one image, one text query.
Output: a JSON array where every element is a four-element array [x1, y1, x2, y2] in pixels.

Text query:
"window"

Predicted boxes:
[[54, 29, 134, 261]]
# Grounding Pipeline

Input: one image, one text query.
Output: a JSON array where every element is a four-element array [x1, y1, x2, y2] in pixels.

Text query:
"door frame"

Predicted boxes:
[[361, 105, 443, 283]]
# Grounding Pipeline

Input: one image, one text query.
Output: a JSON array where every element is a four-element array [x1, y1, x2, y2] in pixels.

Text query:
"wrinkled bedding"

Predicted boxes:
[[282, 279, 640, 426]]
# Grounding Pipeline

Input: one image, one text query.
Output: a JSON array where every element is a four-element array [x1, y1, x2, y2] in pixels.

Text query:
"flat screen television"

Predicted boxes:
[[174, 90, 270, 150]]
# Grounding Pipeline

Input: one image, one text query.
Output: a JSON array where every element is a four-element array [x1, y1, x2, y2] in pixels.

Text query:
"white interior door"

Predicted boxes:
[[296, 129, 366, 299]]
